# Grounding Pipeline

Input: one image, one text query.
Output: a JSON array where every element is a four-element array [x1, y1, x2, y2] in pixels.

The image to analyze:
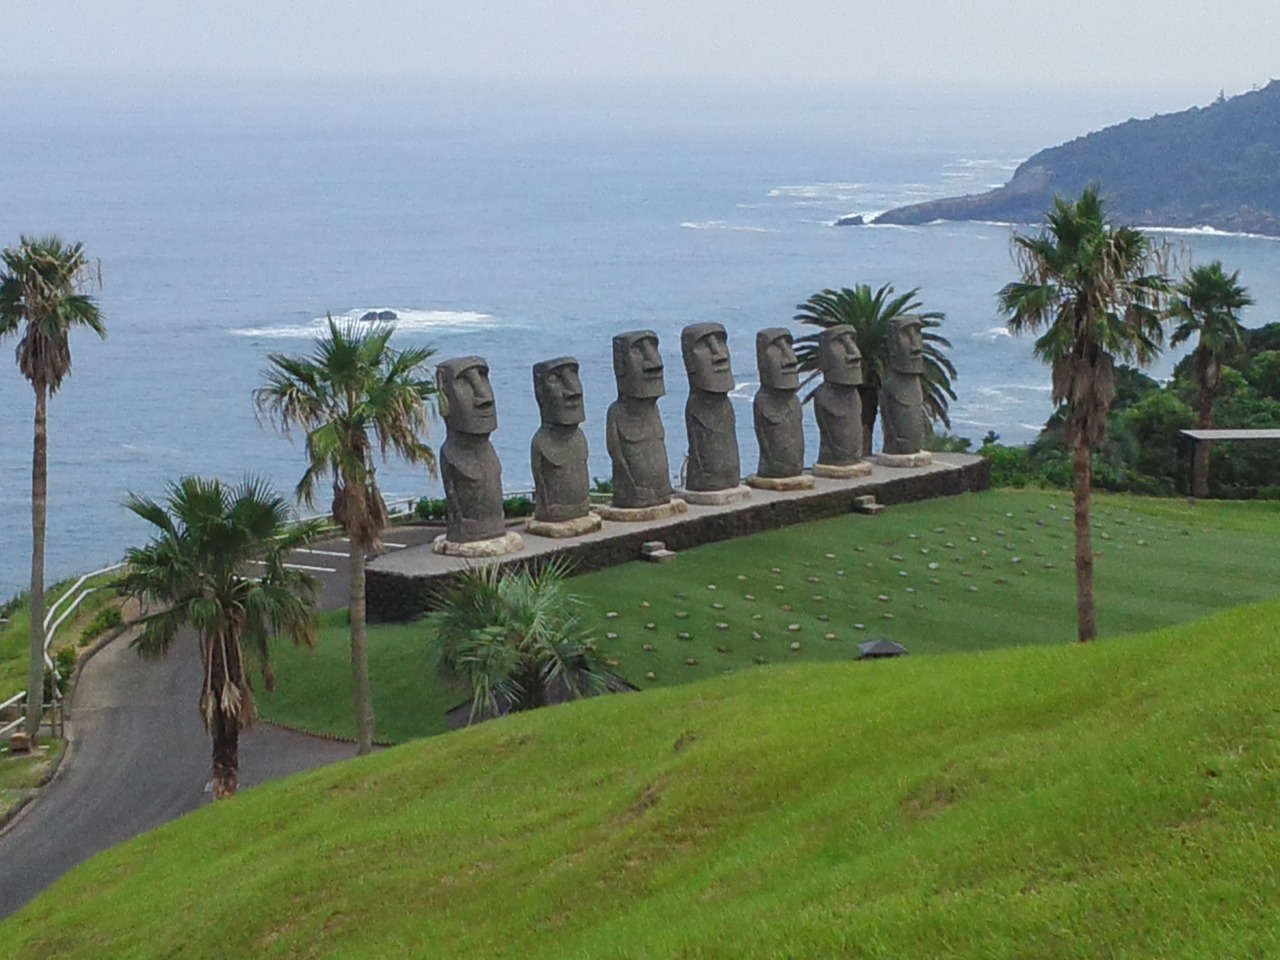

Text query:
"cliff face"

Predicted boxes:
[[873, 81, 1280, 235]]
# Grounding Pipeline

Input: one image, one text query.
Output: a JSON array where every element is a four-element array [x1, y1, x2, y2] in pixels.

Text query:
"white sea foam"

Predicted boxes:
[[680, 221, 775, 233], [728, 380, 757, 401], [768, 182, 863, 201], [230, 307, 501, 339], [1144, 225, 1280, 242], [973, 326, 1013, 340]]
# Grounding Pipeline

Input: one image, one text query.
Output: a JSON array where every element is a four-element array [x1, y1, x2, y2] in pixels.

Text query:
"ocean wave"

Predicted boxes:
[[728, 379, 758, 400], [230, 307, 501, 339], [680, 221, 775, 233], [768, 182, 863, 201], [973, 326, 1013, 340], [1143, 225, 1280, 242]]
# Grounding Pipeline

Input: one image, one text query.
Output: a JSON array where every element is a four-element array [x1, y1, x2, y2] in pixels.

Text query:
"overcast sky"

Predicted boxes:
[[3, 1, 1276, 104]]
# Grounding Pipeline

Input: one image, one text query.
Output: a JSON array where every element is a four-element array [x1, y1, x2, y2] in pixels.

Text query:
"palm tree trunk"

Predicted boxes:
[[1192, 387, 1214, 499], [1072, 440, 1097, 643], [210, 703, 239, 800], [349, 530, 375, 754], [24, 387, 48, 741]]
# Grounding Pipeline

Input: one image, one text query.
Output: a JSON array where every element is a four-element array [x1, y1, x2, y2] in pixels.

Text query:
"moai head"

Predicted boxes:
[[681, 322, 735, 394], [755, 327, 800, 391], [613, 330, 666, 399], [818, 325, 863, 387], [888, 315, 926, 375], [437, 356, 498, 435], [532, 356, 585, 427]]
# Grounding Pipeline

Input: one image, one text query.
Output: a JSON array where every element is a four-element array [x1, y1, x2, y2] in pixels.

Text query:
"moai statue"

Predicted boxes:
[[527, 357, 602, 538], [812, 325, 873, 479], [746, 327, 813, 490], [677, 322, 749, 504], [598, 330, 687, 520], [876, 315, 932, 467], [432, 356, 523, 556]]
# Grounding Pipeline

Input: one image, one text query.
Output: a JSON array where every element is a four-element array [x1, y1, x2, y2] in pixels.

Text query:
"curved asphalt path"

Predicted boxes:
[[0, 528, 437, 920]]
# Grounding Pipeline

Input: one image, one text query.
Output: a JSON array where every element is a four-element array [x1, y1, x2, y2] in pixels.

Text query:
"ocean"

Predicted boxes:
[[3, 79, 1279, 599]]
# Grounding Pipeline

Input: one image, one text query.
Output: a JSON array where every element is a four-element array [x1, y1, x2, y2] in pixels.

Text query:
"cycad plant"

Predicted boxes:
[[793, 283, 956, 454], [431, 559, 618, 724]]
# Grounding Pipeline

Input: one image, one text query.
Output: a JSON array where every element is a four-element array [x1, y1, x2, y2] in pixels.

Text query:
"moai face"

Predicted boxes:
[[437, 356, 498, 434], [533, 357, 585, 427], [613, 330, 666, 399], [756, 327, 800, 390], [819, 325, 864, 387], [888, 316, 926, 374], [682, 322, 735, 394]]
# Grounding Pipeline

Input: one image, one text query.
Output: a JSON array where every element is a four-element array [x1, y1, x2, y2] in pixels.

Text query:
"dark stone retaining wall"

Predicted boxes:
[[368, 457, 991, 622]]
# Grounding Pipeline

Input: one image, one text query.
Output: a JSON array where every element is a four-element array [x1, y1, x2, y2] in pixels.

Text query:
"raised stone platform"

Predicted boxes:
[[367, 453, 990, 621]]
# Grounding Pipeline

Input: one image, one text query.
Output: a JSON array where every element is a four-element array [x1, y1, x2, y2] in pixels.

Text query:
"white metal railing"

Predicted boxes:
[[3, 561, 126, 739]]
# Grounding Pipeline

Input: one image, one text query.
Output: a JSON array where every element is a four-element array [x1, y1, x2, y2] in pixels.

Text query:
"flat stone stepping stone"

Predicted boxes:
[[836, 569, 845, 576], [854, 623, 865, 630], [854, 546, 865, 552], [736, 575, 747, 581], [674, 593, 686, 600], [751, 630, 762, 640], [676, 611, 689, 618], [945, 542, 955, 548], [877, 594, 890, 602], [905, 587, 915, 594], [968, 536, 978, 542], [744, 594, 756, 601], [711, 602, 725, 610], [606, 611, 619, 619], [645, 671, 657, 681], [685, 657, 699, 666], [640, 600, 650, 608], [920, 548, 930, 554], [807, 575, 821, 583], [898, 571, 908, 577], [825, 632, 837, 640], [927, 562, 940, 570], [929, 578, 940, 585], [677, 631, 691, 640], [908, 533, 918, 539], [780, 603, 793, 612], [891, 554, 904, 562], [642, 643, 655, 651], [770, 567, 782, 573], [933, 527, 945, 533], [825, 553, 837, 559], [754, 655, 768, 664], [883, 612, 894, 619], [865, 562, 874, 569], [788, 623, 801, 631], [968, 585, 978, 592], [817, 613, 829, 621], [606, 658, 620, 667], [715, 622, 729, 630], [789, 641, 802, 651], [752, 614, 763, 621], [775, 584, 786, 592], [716, 645, 730, 653], [707, 584, 718, 590], [961, 571, 972, 577], [606, 632, 618, 640], [644, 622, 656, 630], [811, 595, 825, 602]]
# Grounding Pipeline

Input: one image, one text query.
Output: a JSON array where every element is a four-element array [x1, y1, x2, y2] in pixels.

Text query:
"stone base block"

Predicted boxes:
[[674, 484, 752, 506], [593, 498, 689, 522], [524, 513, 604, 539], [431, 531, 525, 557], [875, 451, 933, 468], [746, 473, 815, 491], [812, 461, 874, 479], [7, 731, 33, 754]]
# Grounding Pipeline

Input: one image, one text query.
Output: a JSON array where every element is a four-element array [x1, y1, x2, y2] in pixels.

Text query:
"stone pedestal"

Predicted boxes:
[[675, 484, 751, 506], [593, 498, 689, 522], [432, 531, 525, 557], [874, 451, 933, 469], [813, 461, 873, 479], [7, 731, 32, 755], [746, 473, 814, 491], [525, 513, 603, 539]]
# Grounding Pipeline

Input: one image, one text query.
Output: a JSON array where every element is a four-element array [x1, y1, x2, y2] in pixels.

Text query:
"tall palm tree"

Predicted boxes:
[[998, 186, 1169, 642], [0, 235, 105, 741], [118, 476, 323, 798], [254, 316, 437, 754], [1169, 261, 1253, 498], [793, 284, 956, 454], [431, 559, 621, 724]]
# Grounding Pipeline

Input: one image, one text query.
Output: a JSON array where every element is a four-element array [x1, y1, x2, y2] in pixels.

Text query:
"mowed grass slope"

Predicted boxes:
[[5, 600, 1279, 959], [261, 490, 1280, 742]]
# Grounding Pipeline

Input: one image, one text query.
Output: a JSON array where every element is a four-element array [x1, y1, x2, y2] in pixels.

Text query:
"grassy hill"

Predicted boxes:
[[3, 600, 1278, 958]]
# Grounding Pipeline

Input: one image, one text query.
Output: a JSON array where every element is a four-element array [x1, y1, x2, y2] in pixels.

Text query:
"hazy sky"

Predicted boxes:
[[4, 1, 1276, 101]]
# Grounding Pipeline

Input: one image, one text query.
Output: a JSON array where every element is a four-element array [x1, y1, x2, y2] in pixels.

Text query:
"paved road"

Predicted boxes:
[[0, 529, 427, 920]]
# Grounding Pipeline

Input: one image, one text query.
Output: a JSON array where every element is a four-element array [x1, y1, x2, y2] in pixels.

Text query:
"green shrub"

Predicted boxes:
[[978, 443, 1031, 488], [55, 646, 77, 684], [415, 497, 448, 521], [79, 605, 123, 647], [502, 496, 534, 518]]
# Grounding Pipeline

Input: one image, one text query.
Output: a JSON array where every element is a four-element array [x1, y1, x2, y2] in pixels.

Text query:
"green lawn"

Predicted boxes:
[[0, 740, 63, 821], [4, 601, 1278, 958], [261, 490, 1280, 743]]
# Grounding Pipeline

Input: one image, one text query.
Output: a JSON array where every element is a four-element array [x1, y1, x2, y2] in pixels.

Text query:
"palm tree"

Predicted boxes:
[[117, 476, 323, 798], [998, 186, 1169, 642], [1169, 261, 1253, 498], [431, 559, 621, 724], [0, 235, 105, 741], [254, 316, 437, 754], [793, 284, 956, 454]]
